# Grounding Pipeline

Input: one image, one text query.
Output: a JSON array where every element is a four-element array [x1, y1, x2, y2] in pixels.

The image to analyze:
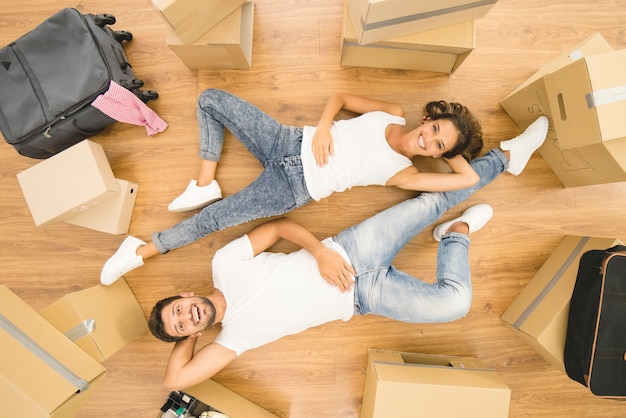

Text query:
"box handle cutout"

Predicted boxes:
[[557, 93, 567, 121]]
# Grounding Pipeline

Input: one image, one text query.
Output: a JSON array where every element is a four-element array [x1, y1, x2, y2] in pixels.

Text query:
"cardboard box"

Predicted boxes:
[[0, 285, 105, 417], [501, 235, 623, 369], [152, 0, 248, 45], [341, 4, 474, 74], [538, 131, 626, 187], [184, 378, 279, 417], [500, 33, 613, 131], [347, 0, 497, 45], [17, 140, 119, 226], [545, 48, 626, 150], [40, 279, 148, 363], [64, 179, 138, 234], [167, 2, 254, 70], [360, 348, 511, 418]]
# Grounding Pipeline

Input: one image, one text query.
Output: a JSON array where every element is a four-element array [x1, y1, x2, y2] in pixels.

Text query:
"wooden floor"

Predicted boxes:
[[2, 0, 626, 416]]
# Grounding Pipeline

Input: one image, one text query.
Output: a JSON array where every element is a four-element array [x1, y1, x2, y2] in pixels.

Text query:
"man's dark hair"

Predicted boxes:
[[148, 295, 186, 343]]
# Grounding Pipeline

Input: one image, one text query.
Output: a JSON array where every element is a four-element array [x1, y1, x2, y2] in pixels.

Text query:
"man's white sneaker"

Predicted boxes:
[[433, 204, 494, 242], [168, 179, 222, 212], [100, 236, 146, 285], [500, 116, 549, 176]]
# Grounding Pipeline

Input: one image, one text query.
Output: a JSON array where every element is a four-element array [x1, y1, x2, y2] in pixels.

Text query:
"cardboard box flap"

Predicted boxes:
[[41, 279, 148, 362], [185, 379, 279, 418], [374, 361, 510, 389], [0, 285, 104, 414]]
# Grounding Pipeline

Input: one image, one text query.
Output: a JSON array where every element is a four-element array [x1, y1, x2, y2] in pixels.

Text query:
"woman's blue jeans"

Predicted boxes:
[[334, 148, 508, 323], [153, 89, 312, 253]]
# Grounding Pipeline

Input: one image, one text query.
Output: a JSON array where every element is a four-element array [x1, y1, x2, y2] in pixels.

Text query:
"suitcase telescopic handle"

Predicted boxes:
[[111, 44, 131, 73]]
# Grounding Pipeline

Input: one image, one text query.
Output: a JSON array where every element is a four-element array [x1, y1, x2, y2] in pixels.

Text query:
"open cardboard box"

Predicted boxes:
[[341, 3, 475, 74], [360, 348, 510, 418], [40, 279, 148, 363], [501, 235, 622, 369], [180, 379, 279, 417], [0, 285, 105, 417]]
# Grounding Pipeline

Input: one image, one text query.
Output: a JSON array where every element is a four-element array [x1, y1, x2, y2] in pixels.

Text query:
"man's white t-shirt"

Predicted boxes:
[[301, 111, 412, 201], [212, 235, 355, 357]]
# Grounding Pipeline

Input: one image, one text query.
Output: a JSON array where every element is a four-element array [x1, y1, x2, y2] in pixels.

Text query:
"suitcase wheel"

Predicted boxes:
[[119, 79, 144, 89], [113, 30, 133, 43], [93, 14, 116, 27], [134, 90, 159, 103]]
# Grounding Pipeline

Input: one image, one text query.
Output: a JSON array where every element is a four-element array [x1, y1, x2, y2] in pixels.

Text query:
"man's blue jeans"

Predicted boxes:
[[334, 148, 509, 323], [153, 89, 311, 253]]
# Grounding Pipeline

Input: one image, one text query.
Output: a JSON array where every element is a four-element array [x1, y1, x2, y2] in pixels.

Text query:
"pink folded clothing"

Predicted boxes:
[[91, 80, 168, 135]]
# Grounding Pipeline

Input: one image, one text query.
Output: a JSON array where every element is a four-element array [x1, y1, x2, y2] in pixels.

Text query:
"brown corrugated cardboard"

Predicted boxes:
[[341, 4, 475, 74], [360, 348, 511, 418], [500, 33, 612, 131], [64, 179, 138, 234], [501, 236, 622, 369], [0, 285, 105, 417], [539, 131, 626, 187], [545, 48, 626, 150], [167, 2, 254, 70], [16, 140, 119, 226], [40, 279, 148, 363], [185, 378, 279, 417], [347, 0, 497, 45], [152, 0, 248, 45]]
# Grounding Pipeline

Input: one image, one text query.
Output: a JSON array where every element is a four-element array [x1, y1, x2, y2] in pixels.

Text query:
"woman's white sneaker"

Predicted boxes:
[[500, 116, 549, 176], [168, 179, 222, 212], [433, 204, 494, 241]]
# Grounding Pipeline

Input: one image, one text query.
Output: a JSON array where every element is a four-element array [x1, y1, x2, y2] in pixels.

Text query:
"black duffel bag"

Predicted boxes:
[[564, 244, 626, 398]]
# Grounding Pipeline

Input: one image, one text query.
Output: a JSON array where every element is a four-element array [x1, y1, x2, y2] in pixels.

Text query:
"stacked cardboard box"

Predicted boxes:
[[501, 33, 626, 187], [16, 140, 138, 234], [151, 0, 254, 70], [341, 0, 498, 74]]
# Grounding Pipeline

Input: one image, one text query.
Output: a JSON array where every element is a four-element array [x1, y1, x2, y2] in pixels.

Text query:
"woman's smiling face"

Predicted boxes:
[[405, 119, 460, 158]]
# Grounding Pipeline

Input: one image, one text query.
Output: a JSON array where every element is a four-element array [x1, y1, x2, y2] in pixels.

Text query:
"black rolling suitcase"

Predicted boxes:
[[0, 8, 158, 159], [564, 245, 626, 398]]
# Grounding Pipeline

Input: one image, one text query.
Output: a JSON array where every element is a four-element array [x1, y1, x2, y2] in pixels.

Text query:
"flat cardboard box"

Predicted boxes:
[[538, 131, 626, 187], [40, 279, 148, 362], [341, 4, 475, 74], [184, 378, 279, 417], [501, 235, 623, 369], [347, 0, 497, 45], [360, 348, 511, 418], [0, 285, 105, 417], [545, 48, 626, 150], [152, 0, 248, 45], [500, 33, 613, 131], [17, 140, 119, 226], [64, 179, 138, 234], [167, 2, 254, 70]]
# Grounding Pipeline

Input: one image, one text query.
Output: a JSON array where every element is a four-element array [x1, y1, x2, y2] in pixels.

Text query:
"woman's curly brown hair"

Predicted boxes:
[[424, 100, 484, 162]]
